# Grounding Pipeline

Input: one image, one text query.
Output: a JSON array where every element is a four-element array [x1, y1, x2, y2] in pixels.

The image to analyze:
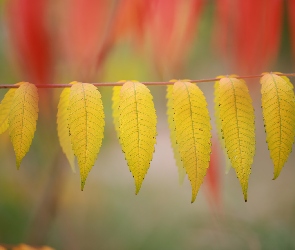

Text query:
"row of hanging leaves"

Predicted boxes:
[[0, 73, 294, 203]]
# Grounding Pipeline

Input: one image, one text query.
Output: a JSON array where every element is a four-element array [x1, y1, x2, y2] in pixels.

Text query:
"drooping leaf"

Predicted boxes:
[[214, 79, 222, 140], [166, 84, 186, 184], [214, 75, 232, 174], [112, 81, 125, 140], [218, 77, 255, 201], [260, 73, 295, 179], [118, 81, 157, 194], [68, 82, 105, 190], [8, 82, 39, 168], [0, 84, 19, 134], [57, 82, 76, 172], [112, 86, 121, 138], [172, 81, 211, 203]]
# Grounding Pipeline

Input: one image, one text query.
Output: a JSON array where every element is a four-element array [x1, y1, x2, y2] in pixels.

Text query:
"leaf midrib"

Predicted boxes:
[[269, 73, 282, 168]]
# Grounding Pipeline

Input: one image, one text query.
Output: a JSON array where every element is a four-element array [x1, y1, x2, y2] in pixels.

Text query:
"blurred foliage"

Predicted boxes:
[[0, 1, 295, 250]]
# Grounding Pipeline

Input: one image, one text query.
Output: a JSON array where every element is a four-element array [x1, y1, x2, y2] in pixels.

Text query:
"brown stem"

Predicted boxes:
[[0, 73, 294, 89]]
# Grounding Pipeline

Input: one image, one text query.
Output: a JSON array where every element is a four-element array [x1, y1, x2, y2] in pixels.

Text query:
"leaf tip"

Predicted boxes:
[[243, 192, 248, 202], [81, 180, 86, 191], [272, 166, 282, 180], [191, 193, 197, 203], [16, 157, 22, 169], [135, 182, 142, 195]]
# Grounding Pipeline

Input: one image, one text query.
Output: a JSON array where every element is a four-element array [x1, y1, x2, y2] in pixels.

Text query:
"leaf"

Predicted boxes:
[[118, 81, 157, 194], [68, 82, 105, 190], [112, 86, 121, 138], [0, 84, 19, 134], [166, 84, 186, 184], [172, 81, 211, 203], [57, 82, 76, 172], [260, 73, 295, 179], [8, 82, 39, 168], [218, 77, 255, 201], [214, 75, 232, 174], [112, 81, 125, 140], [11, 244, 55, 250]]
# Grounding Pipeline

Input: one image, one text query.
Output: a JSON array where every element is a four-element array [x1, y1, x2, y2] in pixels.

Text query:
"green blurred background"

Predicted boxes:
[[0, 1, 295, 249]]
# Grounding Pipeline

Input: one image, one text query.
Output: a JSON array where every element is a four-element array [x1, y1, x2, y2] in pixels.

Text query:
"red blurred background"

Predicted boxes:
[[0, 1, 295, 249]]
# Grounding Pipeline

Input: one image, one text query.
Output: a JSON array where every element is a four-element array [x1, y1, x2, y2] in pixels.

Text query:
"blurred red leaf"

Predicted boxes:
[[6, 0, 53, 84], [58, 0, 112, 80], [5, 0, 55, 117], [109, 0, 149, 46], [214, 0, 283, 74], [288, 0, 295, 58], [205, 137, 221, 209], [146, 0, 205, 76]]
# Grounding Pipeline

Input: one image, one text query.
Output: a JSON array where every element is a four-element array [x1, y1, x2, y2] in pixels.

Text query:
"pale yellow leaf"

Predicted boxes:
[[8, 82, 38, 168], [166, 85, 186, 184], [68, 82, 105, 190], [173, 81, 211, 203], [57, 82, 76, 172], [112, 81, 125, 140], [119, 81, 157, 194], [214, 75, 232, 174], [0, 86, 17, 134], [218, 77, 255, 201], [260, 73, 295, 179]]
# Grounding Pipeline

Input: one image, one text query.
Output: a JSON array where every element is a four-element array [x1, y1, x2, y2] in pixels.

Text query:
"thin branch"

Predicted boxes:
[[0, 73, 295, 89]]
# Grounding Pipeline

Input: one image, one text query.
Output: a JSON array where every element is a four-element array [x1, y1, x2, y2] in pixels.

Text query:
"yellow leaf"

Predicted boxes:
[[166, 85, 186, 184], [260, 73, 295, 179], [8, 82, 39, 168], [112, 81, 125, 140], [57, 82, 76, 172], [11, 244, 55, 250], [119, 81, 157, 194], [173, 81, 211, 203], [0, 85, 18, 134], [12, 244, 35, 250], [68, 82, 105, 190], [112, 86, 121, 138], [214, 75, 232, 173], [218, 77, 255, 201]]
